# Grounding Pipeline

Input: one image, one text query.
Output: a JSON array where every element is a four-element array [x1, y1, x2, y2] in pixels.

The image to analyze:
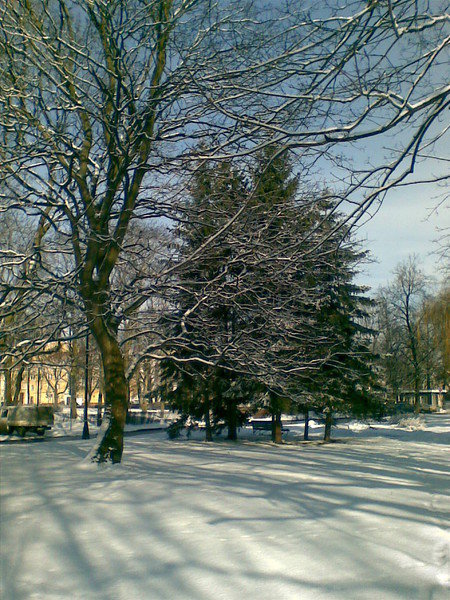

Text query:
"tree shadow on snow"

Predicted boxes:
[[1, 425, 448, 600]]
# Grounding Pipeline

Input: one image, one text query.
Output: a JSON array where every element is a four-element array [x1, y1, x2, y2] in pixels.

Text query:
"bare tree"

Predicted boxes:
[[1, 0, 273, 461], [42, 365, 69, 406], [378, 256, 430, 409], [0, 210, 53, 404], [203, 1, 449, 220]]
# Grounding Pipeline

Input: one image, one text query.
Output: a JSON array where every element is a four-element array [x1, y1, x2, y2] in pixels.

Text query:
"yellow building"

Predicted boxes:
[[1, 340, 102, 406]]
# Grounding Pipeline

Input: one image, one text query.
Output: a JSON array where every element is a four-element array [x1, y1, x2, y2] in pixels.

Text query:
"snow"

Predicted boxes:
[[1, 414, 449, 600]]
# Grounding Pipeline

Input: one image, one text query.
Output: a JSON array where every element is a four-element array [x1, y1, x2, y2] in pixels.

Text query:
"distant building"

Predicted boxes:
[[396, 389, 447, 411], [1, 349, 162, 408], [0, 363, 102, 406], [0, 341, 101, 406]]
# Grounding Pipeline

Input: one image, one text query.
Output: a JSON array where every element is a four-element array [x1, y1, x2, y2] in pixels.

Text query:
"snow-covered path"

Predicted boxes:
[[1, 415, 449, 600]]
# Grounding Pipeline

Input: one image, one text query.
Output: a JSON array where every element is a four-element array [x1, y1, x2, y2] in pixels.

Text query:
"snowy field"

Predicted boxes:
[[1, 414, 449, 600]]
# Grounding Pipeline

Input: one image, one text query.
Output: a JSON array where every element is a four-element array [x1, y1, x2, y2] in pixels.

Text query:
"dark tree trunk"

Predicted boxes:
[[304, 407, 309, 441], [137, 376, 147, 411], [324, 409, 333, 442], [70, 398, 78, 418], [97, 392, 103, 427], [272, 411, 282, 444], [4, 367, 12, 405], [82, 334, 90, 440], [12, 366, 25, 405], [226, 398, 237, 440], [88, 321, 128, 463], [68, 339, 78, 419], [414, 378, 421, 413], [36, 368, 41, 406], [204, 397, 213, 442], [405, 301, 422, 414], [69, 354, 78, 419]]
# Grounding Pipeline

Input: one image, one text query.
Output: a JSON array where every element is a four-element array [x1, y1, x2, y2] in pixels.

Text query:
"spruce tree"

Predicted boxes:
[[161, 160, 249, 440], [304, 200, 377, 441], [162, 147, 376, 444]]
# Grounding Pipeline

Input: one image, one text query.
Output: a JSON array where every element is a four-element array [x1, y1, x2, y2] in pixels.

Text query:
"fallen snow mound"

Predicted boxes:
[[390, 414, 426, 430], [347, 420, 370, 432]]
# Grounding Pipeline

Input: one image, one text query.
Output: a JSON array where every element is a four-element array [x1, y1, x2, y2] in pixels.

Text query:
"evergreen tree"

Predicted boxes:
[[162, 147, 377, 443], [302, 200, 378, 441], [161, 160, 249, 440]]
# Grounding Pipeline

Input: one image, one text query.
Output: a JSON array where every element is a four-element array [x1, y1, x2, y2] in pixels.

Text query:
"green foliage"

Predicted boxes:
[[161, 145, 378, 434], [166, 415, 188, 440], [300, 200, 378, 416]]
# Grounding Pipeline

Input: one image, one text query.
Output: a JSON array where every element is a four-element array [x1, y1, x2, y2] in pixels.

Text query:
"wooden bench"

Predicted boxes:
[[252, 420, 272, 432], [251, 420, 290, 433]]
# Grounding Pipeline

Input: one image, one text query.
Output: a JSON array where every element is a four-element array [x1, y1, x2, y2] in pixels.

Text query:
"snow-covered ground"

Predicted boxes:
[[1, 414, 449, 600]]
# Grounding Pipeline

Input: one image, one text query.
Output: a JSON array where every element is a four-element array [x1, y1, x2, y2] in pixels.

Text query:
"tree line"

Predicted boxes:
[[375, 258, 448, 407], [3, 143, 447, 446]]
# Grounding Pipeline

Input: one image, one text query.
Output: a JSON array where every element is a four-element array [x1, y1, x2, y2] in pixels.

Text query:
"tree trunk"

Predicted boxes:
[[82, 334, 90, 440], [4, 367, 12, 405], [304, 407, 309, 441], [12, 366, 25, 405], [324, 409, 332, 442], [405, 300, 422, 414], [36, 368, 41, 406], [414, 377, 421, 413], [226, 398, 237, 440], [204, 396, 213, 442], [88, 323, 128, 463], [69, 357, 78, 419], [272, 411, 282, 444], [97, 392, 103, 427]]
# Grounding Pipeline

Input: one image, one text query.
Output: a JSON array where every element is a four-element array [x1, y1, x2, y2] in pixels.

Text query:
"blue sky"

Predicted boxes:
[[355, 182, 448, 291]]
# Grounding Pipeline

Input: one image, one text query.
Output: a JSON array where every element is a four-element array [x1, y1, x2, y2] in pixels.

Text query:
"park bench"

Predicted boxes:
[[251, 420, 289, 433]]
